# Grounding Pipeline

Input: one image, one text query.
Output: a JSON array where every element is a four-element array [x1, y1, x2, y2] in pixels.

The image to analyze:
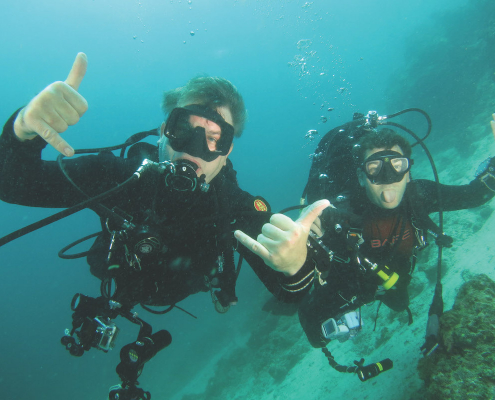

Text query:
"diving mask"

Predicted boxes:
[[164, 104, 234, 162], [362, 150, 413, 184]]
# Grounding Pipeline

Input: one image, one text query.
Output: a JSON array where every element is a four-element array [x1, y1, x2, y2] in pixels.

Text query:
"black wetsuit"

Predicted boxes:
[[0, 110, 315, 309], [299, 175, 495, 348]]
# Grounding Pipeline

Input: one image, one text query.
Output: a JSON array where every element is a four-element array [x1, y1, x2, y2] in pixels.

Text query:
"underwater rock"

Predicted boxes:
[[416, 274, 495, 400]]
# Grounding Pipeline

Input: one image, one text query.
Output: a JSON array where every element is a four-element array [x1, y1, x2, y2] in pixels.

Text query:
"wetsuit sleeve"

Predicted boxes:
[[412, 178, 495, 214], [229, 188, 314, 303], [240, 242, 315, 303], [0, 109, 138, 208], [238, 239, 315, 303]]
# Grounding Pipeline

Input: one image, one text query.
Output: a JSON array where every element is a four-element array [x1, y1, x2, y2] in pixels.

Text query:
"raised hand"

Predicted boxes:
[[13, 52, 89, 156], [234, 199, 331, 276]]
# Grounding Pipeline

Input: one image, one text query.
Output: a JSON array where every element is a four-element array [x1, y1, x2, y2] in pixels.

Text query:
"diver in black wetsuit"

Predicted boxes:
[[0, 53, 319, 307], [296, 126, 495, 349], [236, 113, 495, 349], [0, 52, 322, 398]]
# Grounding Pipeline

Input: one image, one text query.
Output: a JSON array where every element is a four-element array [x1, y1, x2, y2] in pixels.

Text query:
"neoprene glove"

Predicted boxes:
[[435, 233, 453, 248]]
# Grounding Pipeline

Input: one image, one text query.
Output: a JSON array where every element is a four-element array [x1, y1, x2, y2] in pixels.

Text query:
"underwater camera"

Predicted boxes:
[[61, 294, 121, 356], [321, 310, 363, 342]]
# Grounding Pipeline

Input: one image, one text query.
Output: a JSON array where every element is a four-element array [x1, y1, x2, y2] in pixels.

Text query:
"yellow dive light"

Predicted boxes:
[[361, 257, 399, 290]]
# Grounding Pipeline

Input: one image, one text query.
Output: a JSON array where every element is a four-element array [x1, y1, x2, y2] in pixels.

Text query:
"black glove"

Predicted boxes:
[[435, 233, 453, 248]]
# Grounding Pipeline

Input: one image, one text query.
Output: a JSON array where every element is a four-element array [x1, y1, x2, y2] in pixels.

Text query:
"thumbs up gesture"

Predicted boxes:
[[234, 199, 331, 276], [13, 53, 89, 157]]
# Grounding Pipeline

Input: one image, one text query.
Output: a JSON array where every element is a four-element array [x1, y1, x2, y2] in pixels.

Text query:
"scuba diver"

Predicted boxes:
[[0, 53, 318, 399], [236, 109, 495, 381]]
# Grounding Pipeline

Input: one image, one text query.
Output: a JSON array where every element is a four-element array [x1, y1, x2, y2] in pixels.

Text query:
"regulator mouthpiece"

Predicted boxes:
[[164, 159, 209, 192]]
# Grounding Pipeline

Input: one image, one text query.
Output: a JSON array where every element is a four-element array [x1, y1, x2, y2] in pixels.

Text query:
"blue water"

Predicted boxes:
[[0, 0, 487, 399]]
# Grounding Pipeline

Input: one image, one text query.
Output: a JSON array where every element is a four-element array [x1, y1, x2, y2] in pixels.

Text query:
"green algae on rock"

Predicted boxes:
[[416, 274, 495, 400]]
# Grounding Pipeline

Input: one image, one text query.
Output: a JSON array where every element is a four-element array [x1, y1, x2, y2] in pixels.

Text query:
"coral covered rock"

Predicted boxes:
[[416, 274, 495, 400]]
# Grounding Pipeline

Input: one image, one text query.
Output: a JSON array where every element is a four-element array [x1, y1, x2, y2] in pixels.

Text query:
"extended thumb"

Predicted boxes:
[[65, 52, 88, 91], [297, 199, 331, 229]]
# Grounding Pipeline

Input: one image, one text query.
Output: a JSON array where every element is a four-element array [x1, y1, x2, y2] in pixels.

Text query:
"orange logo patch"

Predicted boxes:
[[254, 199, 268, 212]]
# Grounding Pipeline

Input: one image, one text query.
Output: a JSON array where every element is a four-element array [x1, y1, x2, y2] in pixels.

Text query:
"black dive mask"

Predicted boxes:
[[164, 104, 234, 162], [362, 150, 413, 185]]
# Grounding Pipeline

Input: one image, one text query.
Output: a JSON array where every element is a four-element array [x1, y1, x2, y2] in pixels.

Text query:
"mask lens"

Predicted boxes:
[[171, 114, 221, 151], [186, 115, 222, 152], [390, 157, 409, 173], [205, 129, 221, 152], [365, 159, 383, 177], [173, 114, 196, 139]]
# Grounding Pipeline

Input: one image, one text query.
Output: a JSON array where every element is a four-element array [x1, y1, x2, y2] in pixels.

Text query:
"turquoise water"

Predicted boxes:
[[1, 1, 493, 399]]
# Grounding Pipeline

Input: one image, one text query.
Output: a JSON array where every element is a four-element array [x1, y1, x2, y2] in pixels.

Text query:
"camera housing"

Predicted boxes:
[[321, 310, 363, 342]]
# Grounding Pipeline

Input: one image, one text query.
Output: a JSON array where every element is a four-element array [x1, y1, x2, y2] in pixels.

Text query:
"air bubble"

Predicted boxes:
[[305, 129, 319, 141], [297, 39, 312, 50]]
